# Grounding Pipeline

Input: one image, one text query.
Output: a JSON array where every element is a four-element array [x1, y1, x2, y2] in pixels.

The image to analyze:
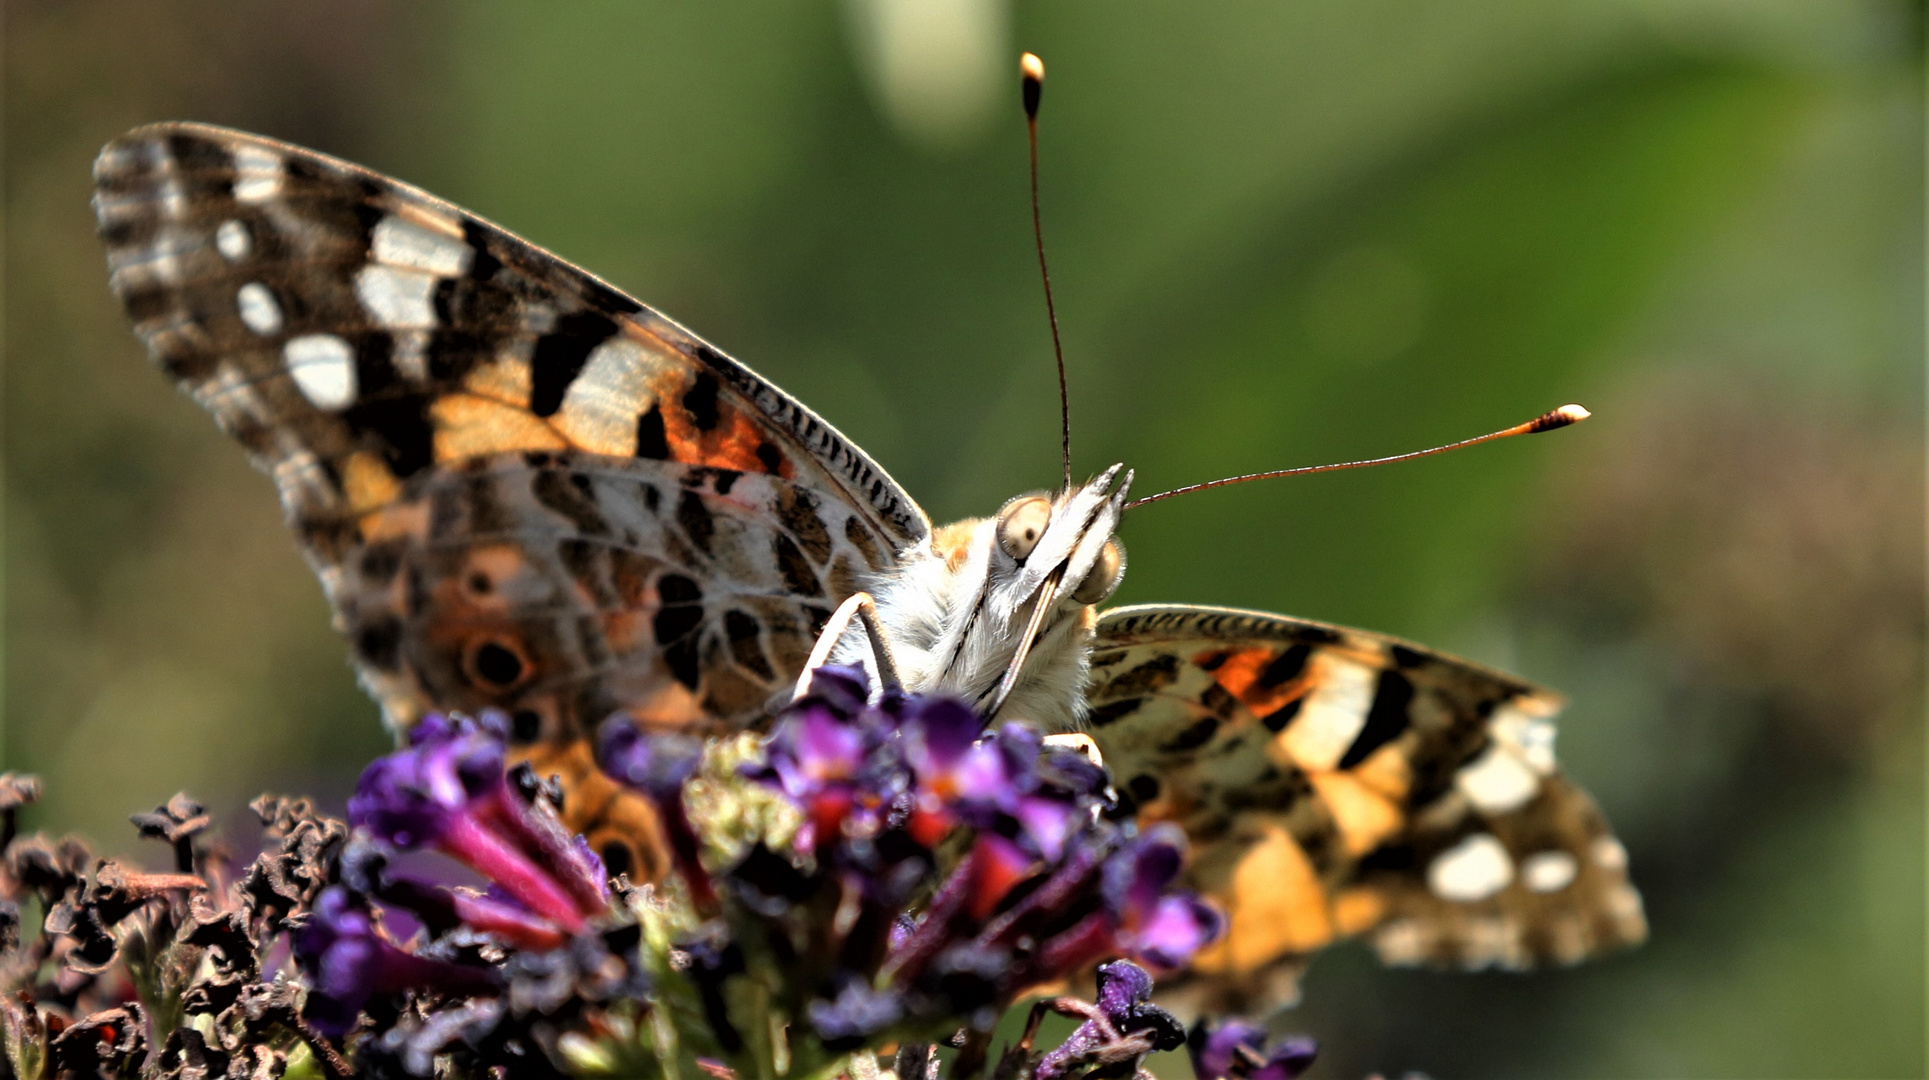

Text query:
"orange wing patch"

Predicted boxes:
[[1191, 824, 1335, 975], [432, 393, 570, 461], [434, 324, 799, 478], [1307, 771, 1402, 856], [648, 366, 795, 479], [1195, 645, 1312, 719], [343, 450, 403, 517]]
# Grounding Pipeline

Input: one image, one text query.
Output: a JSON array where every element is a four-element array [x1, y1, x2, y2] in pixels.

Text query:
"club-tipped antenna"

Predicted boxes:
[[1125, 404, 1591, 511], [1022, 51, 1073, 493]]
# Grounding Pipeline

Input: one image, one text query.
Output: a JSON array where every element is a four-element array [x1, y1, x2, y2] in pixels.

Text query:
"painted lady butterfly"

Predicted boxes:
[[92, 121, 1644, 1010]]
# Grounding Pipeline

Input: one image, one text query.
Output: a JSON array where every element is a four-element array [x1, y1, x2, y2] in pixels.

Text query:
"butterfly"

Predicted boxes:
[[92, 121, 1645, 1010]]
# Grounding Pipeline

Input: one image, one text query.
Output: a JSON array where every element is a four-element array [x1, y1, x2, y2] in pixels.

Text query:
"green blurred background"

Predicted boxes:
[[5, 2, 1922, 1076]]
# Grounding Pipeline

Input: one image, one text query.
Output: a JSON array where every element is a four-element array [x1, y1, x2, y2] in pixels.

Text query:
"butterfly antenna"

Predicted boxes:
[[1022, 52, 1074, 493], [1125, 404, 1591, 511]]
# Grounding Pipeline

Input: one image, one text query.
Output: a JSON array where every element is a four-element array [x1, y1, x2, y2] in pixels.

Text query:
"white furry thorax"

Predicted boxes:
[[846, 518, 1096, 732]]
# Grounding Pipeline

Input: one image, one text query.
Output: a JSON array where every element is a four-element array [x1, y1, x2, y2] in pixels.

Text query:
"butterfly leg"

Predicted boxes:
[[793, 590, 902, 701]]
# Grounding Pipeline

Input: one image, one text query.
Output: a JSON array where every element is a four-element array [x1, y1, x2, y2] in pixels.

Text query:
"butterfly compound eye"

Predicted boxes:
[[1071, 538, 1125, 605], [997, 495, 1053, 560]]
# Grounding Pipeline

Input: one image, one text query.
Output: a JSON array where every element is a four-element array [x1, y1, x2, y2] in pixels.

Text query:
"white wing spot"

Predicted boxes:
[[236, 282, 284, 336], [523, 302, 558, 334], [552, 337, 678, 455], [1520, 850, 1578, 893], [159, 173, 189, 221], [391, 329, 430, 382], [92, 190, 144, 227], [1592, 836, 1629, 872], [92, 141, 145, 182], [1277, 654, 1375, 771], [1428, 832, 1513, 902], [284, 334, 358, 410], [231, 145, 285, 204], [371, 215, 472, 276], [1373, 919, 1427, 965], [355, 264, 439, 329], [1491, 702, 1558, 773], [1454, 743, 1541, 814], [215, 219, 253, 261]]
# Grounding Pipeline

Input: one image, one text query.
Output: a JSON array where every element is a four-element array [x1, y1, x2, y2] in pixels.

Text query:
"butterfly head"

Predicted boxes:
[[855, 465, 1131, 731], [985, 463, 1132, 629]]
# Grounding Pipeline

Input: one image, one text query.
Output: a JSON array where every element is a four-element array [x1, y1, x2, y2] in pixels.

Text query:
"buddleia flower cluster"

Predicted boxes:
[[0, 667, 1318, 1080], [598, 665, 1225, 1078]]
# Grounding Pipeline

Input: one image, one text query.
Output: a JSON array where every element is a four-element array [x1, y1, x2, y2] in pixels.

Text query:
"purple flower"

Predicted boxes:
[[1102, 826, 1183, 916], [599, 718, 717, 909], [296, 887, 495, 1036], [964, 834, 1039, 919], [728, 664, 1225, 1062], [807, 980, 905, 1050], [1187, 1018, 1318, 1080], [746, 691, 876, 855], [347, 713, 504, 850], [446, 889, 571, 952], [901, 699, 994, 798], [1104, 825, 1224, 970], [1093, 959, 1157, 1021], [1125, 893, 1223, 970], [348, 712, 608, 935], [1035, 961, 1185, 1080], [1012, 792, 1082, 862], [598, 721, 702, 802], [770, 707, 869, 797], [799, 663, 875, 718], [347, 713, 551, 880]]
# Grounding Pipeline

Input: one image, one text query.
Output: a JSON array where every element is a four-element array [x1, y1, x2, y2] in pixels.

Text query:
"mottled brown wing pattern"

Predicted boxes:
[[1088, 605, 1644, 1006], [93, 123, 925, 874]]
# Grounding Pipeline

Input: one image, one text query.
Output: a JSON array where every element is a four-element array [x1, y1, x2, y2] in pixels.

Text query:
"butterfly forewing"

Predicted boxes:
[[92, 123, 932, 872], [1087, 604, 1644, 1004]]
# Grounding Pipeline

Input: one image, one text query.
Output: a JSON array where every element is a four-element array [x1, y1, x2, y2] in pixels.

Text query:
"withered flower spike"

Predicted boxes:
[[48, 1002, 148, 1077], [0, 773, 41, 813], [131, 791, 211, 874], [0, 772, 41, 853], [288, 1011, 354, 1080], [47, 898, 120, 973], [88, 861, 206, 925], [249, 793, 321, 837]]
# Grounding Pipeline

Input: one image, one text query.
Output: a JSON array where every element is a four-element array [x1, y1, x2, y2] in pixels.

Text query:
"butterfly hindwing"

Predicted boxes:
[[93, 123, 930, 874], [1088, 604, 1645, 1004]]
